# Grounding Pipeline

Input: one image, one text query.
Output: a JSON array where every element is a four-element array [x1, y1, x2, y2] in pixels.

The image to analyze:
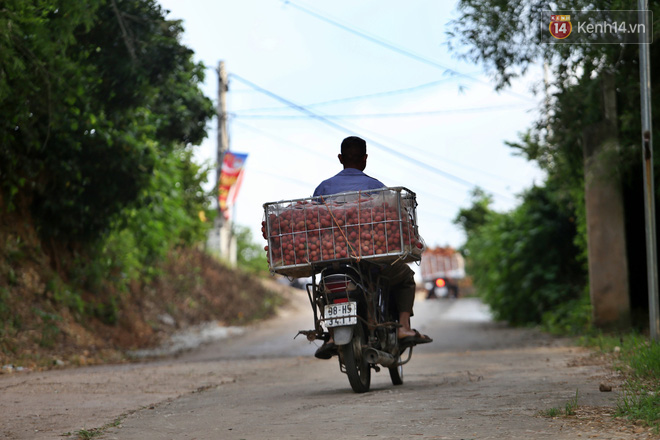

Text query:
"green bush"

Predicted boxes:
[[542, 292, 592, 336], [64, 144, 213, 318], [105, 145, 213, 278], [460, 183, 586, 326], [33, 308, 62, 348], [235, 224, 269, 274]]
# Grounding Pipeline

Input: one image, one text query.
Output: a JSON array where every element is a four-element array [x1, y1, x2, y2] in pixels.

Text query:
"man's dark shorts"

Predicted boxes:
[[381, 261, 416, 316]]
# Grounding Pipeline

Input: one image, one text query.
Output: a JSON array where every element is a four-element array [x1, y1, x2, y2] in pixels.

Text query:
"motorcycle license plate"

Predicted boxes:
[[324, 302, 357, 327]]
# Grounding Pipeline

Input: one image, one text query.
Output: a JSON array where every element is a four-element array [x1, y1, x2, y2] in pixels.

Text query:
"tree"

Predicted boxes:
[[453, 187, 495, 237], [460, 183, 586, 327], [449, 0, 660, 329], [0, 0, 214, 244], [234, 225, 269, 274]]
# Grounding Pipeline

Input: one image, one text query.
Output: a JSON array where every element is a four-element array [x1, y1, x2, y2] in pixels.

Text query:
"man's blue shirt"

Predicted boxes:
[[313, 168, 385, 197]]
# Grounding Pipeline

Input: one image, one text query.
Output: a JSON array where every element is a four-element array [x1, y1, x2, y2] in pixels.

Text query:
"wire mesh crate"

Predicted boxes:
[[262, 187, 424, 277]]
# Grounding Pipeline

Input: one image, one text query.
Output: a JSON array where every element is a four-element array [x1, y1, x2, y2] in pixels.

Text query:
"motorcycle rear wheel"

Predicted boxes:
[[389, 357, 403, 385], [340, 323, 371, 393]]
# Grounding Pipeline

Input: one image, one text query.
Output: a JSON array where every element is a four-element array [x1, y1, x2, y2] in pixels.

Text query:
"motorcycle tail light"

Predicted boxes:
[[333, 297, 349, 304], [322, 273, 357, 294], [325, 280, 350, 292], [435, 278, 446, 288]]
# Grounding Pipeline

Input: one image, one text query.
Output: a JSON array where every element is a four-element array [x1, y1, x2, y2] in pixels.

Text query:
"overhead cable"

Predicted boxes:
[[235, 118, 464, 208], [281, 0, 534, 102], [235, 78, 461, 113], [229, 72, 514, 202], [231, 104, 526, 119]]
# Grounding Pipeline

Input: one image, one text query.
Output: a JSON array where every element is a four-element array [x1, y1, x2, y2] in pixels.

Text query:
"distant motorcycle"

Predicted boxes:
[[425, 277, 459, 299]]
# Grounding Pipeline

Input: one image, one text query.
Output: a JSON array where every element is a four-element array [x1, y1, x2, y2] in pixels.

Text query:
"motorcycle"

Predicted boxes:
[[297, 260, 412, 393], [262, 186, 424, 393]]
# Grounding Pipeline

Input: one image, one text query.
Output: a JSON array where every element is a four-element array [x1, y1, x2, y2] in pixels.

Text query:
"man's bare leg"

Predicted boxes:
[[398, 311, 416, 339], [398, 311, 432, 343]]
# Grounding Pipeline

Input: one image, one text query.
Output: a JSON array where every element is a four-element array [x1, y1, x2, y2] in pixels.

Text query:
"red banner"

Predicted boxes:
[[218, 151, 248, 219]]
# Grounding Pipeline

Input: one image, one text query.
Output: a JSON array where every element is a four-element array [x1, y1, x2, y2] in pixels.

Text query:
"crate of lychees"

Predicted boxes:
[[262, 187, 425, 278]]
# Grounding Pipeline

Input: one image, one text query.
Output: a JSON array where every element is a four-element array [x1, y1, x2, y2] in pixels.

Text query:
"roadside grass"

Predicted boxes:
[[63, 415, 123, 439], [542, 406, 562, 418], [74, 428, 103, 440], [584, 333, 660, 431], [541, 389, 579, 418], [62, 427, 103, 440], [565, 389, 579, 416], [618, 379, 660, 426]]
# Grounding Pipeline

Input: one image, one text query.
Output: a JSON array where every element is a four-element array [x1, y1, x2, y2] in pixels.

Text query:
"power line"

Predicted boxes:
[[251, 166, 462, 213], [281, 0, 534, 102], [235, 119, 465, 209], [228, 72, 515, 202], [323, 111, 531, 189], [231, 104, 526, 119], [232, 119, 327, 160], [260, 81, 535, 190], [223, 73, 529, 197], [235, 78, 461, 113]]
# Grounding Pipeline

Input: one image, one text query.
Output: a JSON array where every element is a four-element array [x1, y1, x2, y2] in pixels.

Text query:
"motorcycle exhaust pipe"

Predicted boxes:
[[364, 347, 396, 367]]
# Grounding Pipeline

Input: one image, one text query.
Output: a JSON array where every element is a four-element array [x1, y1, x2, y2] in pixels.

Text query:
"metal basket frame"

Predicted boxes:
[[263, 187, 422, 277]]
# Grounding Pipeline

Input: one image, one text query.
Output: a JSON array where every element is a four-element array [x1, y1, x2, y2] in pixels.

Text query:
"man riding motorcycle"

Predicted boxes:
[[311, 136, 432, 359]]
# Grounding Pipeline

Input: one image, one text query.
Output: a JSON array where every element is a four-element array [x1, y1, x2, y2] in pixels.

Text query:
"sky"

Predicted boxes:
[[157, 0, 547, 250]]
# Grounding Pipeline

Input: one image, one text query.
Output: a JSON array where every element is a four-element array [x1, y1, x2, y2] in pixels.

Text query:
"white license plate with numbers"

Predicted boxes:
[[324, 302, 357, 327]]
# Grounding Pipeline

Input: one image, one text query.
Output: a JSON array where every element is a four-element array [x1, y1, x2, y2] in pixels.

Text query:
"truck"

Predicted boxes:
[[420, 246, 465, 299]]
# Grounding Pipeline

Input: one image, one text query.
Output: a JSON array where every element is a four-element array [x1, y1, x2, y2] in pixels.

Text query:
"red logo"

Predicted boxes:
[[549, 15, 572, 39]]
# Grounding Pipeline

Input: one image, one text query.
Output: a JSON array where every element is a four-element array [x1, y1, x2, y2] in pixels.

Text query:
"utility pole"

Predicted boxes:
[[209, 60, 233, 262], [637, 3, 659, 340], [217, 60, 229, 221]]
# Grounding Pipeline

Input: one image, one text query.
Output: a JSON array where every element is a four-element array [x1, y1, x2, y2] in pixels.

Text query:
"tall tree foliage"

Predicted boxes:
[[449, 0, 660, 184], [449, 0, 660, 324], [1, 0, 214, 244]]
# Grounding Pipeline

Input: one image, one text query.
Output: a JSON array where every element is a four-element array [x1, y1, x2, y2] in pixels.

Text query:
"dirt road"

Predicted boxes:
[[1, 289, 656, 439]]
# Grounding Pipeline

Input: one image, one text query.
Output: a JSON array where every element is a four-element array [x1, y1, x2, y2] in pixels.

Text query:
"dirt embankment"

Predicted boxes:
[[0, 206, 283, 372]]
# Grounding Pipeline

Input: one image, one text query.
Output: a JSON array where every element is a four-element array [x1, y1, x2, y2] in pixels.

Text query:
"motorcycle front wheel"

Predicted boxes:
[[340, 322, 371, 393]]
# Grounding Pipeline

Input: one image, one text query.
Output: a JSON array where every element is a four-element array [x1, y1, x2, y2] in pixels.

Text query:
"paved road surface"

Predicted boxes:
[[1, 290, 650, 440]]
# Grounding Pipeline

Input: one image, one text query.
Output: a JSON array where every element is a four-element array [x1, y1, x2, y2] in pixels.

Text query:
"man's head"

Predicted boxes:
[[338, 136, 368, 171]]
